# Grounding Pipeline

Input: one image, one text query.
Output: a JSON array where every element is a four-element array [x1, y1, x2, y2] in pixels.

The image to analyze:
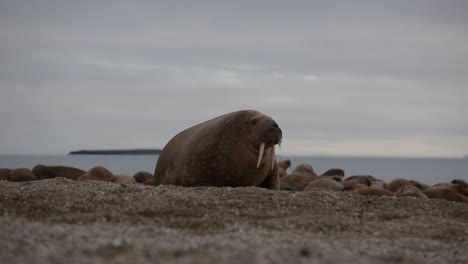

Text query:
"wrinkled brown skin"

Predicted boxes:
[[321, 169, 345, 177], [343, 182, 368, 192], [319, 175, 343, 182], [77, 166, 113, 182], [344, 175, 375, 185], [111, 174, 136, 184], [143, 178, 156, 185], [355, 188, 394, 197], [154, 110, 282, 189], [342, 176, 372, 191], [290, 164, 316, 175], [134, 171, 154, 183], [0, 169, 11, 181], [280, 164, 318, 191], [451, 179, 468, 196], [395, 185, 428, 199], [454, 184, 468, 197], [386, 178, 412, 192], [277, 160, 291, 178], [451, 179, 468, 186], [304, 178, 343, 192], [423, 185, 468, 203], [278, 168, 288, 178], [8, 168, 37, 182], [33, 164, 85, 180], [386, 178, 427, 192], [409, 180, 429, 190], [369, 180, 386, 190], [451, 179, 468, 188], [276, 160, 291, 171]]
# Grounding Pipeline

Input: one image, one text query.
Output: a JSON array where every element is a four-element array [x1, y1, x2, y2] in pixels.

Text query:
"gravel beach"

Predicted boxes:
[[1, 178, 467, 263]]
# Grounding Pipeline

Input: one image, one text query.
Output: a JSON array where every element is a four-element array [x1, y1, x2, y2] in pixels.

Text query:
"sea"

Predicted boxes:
[[0, 155, 467, 185]]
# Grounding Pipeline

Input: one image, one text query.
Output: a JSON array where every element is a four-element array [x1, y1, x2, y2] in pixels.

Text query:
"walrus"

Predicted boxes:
[[111, 174, 136, 184], [342, 182, 368, 192], [354, 188, 394, 197], [32, 164, 85, 180], [277, 159, 291, 171], [344, 175, 375, 184], [278, 168, 288, 178], [394, 185, 428, 199], [430, 183, 468, 197], [321, 168, 345, 177], [369, 180, 386, 190], [77, 166, 113, 182], [451, 179, 468, 187], [134, 171, 154, 183], [277, 159, 291, 178], [279, 163, 318, 191], [154, 110, 283, 189], [386, 178, 427, 192], [318, 175, 343, 182], [451, 179, 468, 196], [423, 184, 468, 203], [7, 168, 37, 182], [342, 176, 373, 191], [142, 177, 156, 185], [409, 180, 429, 190], [0, 168, 11, 181], [289, 163, 316, 175], [303, 178, 343, 192]]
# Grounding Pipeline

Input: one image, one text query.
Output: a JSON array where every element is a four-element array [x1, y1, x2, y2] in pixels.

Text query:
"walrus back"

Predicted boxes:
[[154, 115, 226, 186]]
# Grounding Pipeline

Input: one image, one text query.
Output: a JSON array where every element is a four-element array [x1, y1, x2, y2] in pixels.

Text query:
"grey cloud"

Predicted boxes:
[[1, 0, 467, 156], [3, 0, 468, 82]]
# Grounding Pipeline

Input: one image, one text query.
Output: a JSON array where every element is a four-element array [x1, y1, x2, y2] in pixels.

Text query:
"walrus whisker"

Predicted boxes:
[[257, 142, 265, 168], [270, 146, 275, 171]]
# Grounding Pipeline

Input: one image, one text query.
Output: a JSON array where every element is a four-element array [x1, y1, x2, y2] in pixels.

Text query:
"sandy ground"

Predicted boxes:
[[1, 178, 467, 264]]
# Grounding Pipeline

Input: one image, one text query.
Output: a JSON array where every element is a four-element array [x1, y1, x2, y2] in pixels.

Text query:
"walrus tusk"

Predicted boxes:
[[257, 142, 265, 168], [270, 146, 275, 171]]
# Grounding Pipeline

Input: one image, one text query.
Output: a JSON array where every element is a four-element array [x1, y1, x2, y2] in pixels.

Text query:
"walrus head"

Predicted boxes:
[[248, 114, 282, 170]]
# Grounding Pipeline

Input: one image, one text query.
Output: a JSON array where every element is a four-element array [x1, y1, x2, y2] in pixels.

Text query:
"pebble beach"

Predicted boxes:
[[1, 178, 467, 263]]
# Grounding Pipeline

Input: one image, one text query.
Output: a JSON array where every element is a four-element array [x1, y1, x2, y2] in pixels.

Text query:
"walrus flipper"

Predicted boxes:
[[259, 167, 280, 190]]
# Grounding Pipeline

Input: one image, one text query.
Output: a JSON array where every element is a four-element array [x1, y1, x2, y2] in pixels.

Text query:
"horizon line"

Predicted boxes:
[[0, 152, 465, 160]]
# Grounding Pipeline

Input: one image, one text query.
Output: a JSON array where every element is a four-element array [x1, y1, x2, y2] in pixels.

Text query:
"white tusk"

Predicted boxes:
[[256, 142, 265, 168], [270, 145, 275, 171]]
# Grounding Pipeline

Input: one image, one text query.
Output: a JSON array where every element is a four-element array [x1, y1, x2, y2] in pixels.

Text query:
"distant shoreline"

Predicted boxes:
[[69, 149, 161, 155]]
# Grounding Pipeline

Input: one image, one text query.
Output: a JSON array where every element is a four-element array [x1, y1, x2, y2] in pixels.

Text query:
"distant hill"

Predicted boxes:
[[69, 149, 161, 155]]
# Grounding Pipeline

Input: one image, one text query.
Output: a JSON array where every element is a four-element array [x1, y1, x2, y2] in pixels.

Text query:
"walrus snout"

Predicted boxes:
[[255, 120, 282, 170], [268, 125, 282, 146], [267, 133, 282, 146], [272, 120, 279, 128], [253, 117, 282, 146]]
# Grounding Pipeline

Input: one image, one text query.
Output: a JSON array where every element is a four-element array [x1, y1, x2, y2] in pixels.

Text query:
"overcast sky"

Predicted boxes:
[[1, 0, 467, 157]]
